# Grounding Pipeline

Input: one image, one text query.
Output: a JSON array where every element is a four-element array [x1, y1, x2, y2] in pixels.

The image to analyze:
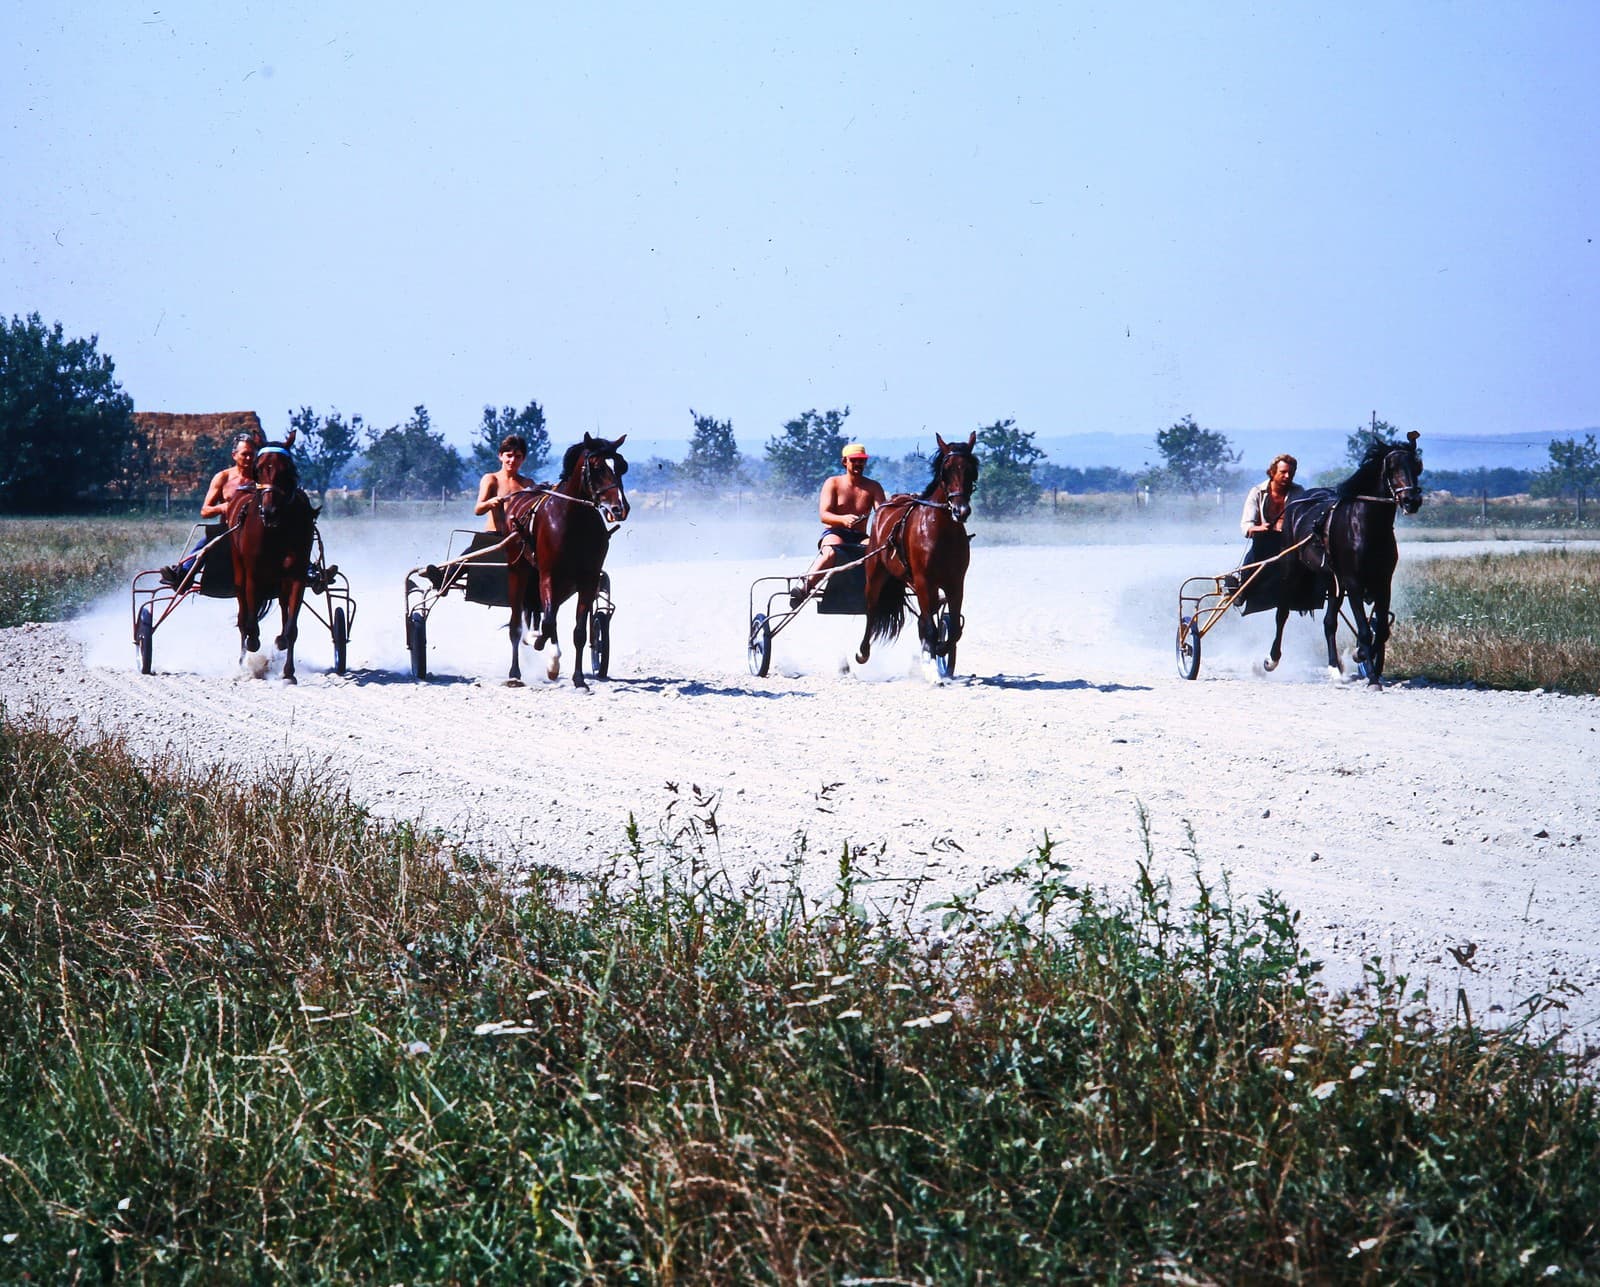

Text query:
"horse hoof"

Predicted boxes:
[[283, 675, 297, 686], [505, 678, 525, 688], [855, 650, 870, 665], [275, 636, 288, 651], [1262, 656, 1278, 672], [546, 655, 561, 681]]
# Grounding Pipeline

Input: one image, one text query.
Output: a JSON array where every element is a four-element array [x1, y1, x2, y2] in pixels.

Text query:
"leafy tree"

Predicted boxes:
[[1424, 466, 1537, 498], [1152, 415, 1239, 496], [875, 446, 932, 495], [765, 407, 850, 497], [638, 456, 684, 489], [1532, 433, 1600, 521], [471, 401, 549, 478], [359, 405, 465, 500], [1035, 462, 1138, 494], [0, 312, 141, 512], [1346, 416, 1401, 466], [975, 419, 1043, 517], [287, 406, 363, 496], [681, 409, 741, 487]]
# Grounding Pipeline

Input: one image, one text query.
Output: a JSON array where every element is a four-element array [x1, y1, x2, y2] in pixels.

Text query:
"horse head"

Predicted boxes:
[[1382, 431, 1424, 515], [253, 445, 301, 529], [931, 431, 980, 522], [562, 433, 631, 524]]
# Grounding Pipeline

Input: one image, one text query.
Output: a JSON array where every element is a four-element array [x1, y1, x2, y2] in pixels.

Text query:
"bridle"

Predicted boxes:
[[924, 445, 975, 522], [554, 446, 629, 525], [1352, 447, 1422, 509], [247, 446, 298, 528]]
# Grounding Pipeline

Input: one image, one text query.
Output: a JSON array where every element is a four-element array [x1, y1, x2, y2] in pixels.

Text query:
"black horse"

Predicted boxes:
[[1265, 430, 1423, 687]]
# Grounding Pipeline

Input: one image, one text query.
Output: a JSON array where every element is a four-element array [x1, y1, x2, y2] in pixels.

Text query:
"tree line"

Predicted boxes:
[[4, 313, 1597, 518]]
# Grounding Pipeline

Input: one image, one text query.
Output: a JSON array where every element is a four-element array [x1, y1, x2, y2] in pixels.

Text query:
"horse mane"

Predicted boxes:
[[561, 436, 628, 481], [1335, 438, 1417, 500], [920, 442, 977, 500]]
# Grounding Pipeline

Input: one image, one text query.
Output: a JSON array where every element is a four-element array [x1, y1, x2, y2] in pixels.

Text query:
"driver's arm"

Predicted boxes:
[[474, 473, 500, 516], [200, 470, 230, 518]]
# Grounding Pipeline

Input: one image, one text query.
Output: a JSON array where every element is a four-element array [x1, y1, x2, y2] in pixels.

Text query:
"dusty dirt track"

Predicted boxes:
[[3, 515, 1597, 1036]]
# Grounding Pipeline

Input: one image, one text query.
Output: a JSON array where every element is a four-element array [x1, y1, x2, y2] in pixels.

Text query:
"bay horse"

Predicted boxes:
[[501, 433, 629, 689], [1265, 430, 1423, 687], [855, 431, 978, 681], [228, 443, 316, 683]]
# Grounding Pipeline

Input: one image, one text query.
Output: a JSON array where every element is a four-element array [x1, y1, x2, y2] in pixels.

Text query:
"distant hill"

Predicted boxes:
[[618, 428, 1580, 474]]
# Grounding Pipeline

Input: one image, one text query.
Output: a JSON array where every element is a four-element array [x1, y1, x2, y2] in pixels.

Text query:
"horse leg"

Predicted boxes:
[[505, 564, 525, 685], [912, 576, 942, 682], [277, 582, 304, 684], [570, 592, 591, 689], [237, 580, 261, 655], [540, 573, 562, 680], [1365, 588, 1392, 687], [855, 563, 879, 665], [1263, 600, 1289, 672]]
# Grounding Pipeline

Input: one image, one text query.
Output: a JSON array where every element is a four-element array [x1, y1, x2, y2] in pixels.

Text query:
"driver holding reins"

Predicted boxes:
[[792, 442, 887, 607], [160, 431, 260, 587]]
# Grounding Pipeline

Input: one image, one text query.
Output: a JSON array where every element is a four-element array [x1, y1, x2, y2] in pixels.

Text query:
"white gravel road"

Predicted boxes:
[[4, 513, 1596, 1037]]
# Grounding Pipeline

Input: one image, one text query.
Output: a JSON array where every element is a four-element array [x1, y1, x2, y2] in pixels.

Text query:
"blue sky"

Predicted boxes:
[[5, 3, 1596, 456]]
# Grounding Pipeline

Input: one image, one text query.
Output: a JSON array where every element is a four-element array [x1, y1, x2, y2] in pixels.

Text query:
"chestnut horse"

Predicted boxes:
[[855, 431, 979, 680], [501, 433, 629, 689], [1266, 430, 1423, 687], [228, 443, 316, 683]]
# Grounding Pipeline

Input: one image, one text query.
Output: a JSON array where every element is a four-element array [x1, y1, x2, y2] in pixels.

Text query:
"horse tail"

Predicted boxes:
[[867, 572, 907, 644]]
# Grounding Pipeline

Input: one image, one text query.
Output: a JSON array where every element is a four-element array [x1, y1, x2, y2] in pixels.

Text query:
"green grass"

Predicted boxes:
[[1, 715, 1596, 1282], [1393, 547, 1600, 692], [0, 517, 187, 627]]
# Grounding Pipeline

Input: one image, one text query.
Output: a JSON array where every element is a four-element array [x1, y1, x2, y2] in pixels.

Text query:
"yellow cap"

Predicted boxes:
[[841, 442, 868, 459]]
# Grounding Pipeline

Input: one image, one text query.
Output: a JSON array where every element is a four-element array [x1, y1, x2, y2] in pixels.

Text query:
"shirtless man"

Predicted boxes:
[[474, 434, 537, 533], [792, 442, 887, 606], [160, 432, 259, 587]]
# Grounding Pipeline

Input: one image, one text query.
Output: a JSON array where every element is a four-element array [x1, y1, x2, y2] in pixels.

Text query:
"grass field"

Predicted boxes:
[[1393, 547, 1600, 692], [0, 715, 1596, 1281], [0, 517, 185, 628]]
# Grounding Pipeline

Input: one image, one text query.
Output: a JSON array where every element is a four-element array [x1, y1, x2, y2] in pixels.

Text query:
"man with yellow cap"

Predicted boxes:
[[792, 441, 887, 606]]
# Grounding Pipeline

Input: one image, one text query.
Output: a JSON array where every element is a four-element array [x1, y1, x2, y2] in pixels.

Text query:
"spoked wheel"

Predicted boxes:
[[1176, 615, 1202, 680], [747, 612, 771, 678], [331, 607, 348, 675], [934, 607, 958, 680], [589, 611, 611, 679], [136, 605, 153, 675], [407, 609, 427, 680]]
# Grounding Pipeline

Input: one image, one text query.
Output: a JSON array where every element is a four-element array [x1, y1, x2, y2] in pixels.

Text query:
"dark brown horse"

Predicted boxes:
[[855, 431, 978, 681], [1266, 430, 1423, 687], [228, 443, 316, 683], [501, 433, 629, 689]]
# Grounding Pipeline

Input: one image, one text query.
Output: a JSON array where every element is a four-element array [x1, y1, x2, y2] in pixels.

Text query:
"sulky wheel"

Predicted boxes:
[[136, 605, 154, 675], [747, 612, 771, 678], [589, 611, 611, 679], [1176, 615, 1202, 680], [407, 609, 427, 680], [934, 606, 958, 680], [331, 606, 348, 675]]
